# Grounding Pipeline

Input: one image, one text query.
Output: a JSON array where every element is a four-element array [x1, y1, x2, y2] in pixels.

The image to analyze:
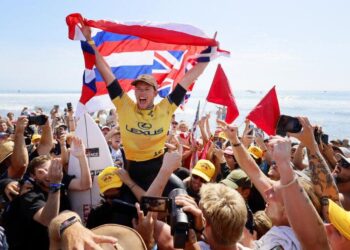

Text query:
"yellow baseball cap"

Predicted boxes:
[[328, 199, 350, 240], [97, 166, 123, 194], [31, 134, 41, 143], [191, 160, 215, 182], [248, 145, 263, 159], [218, 132, 227, 140]]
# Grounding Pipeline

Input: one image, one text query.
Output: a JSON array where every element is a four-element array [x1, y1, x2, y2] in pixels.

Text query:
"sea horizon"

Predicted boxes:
[[0, 89, 349, 141]]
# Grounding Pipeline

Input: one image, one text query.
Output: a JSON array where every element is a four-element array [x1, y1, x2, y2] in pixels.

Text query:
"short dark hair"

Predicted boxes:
[[27, 155, 51, 175]]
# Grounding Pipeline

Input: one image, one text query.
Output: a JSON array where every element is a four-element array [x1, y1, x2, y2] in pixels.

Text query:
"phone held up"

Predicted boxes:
[[276, 115, 302, 137]]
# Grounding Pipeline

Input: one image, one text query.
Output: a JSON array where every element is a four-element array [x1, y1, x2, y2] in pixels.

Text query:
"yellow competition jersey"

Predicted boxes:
[[112, 93, 177, 161]]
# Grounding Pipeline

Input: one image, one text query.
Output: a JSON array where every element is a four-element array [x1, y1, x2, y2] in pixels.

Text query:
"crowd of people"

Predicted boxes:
[[0, 25, 350, 250]]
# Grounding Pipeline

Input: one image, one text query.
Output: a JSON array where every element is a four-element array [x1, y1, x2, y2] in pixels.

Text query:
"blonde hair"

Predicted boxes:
[[253, 210, 272, 239], [199, 183, 247, 246]]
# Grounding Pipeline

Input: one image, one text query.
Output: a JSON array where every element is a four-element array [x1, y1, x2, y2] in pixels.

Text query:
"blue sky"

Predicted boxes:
[[1, 0, 349, 92]]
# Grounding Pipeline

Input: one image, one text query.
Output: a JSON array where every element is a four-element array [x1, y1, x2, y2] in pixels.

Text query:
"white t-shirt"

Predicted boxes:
[[254, 226, 301, 250]]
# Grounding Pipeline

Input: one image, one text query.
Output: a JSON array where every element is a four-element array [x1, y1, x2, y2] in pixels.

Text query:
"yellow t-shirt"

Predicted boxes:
[[112, 93, 177, 161]]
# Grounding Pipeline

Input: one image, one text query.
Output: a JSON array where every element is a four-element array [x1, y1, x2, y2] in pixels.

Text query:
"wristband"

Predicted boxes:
[[87, 40, 95, 46], [279, 176, 298, 189], [49, 183, 63, 193], [232, 142, 241, 147], [59, 216, 80, 238]]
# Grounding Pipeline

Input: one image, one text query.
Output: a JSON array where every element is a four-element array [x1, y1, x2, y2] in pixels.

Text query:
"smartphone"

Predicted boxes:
[[141, 196, 170, 213], [67, 102, 73, 112], [255, 128, 264, 138], [321, 133, 329, 144], [276, 115, 302, 136], [247, 124, 254, 136], [215, 140, 223, 149], [27, 115, 48, 126]]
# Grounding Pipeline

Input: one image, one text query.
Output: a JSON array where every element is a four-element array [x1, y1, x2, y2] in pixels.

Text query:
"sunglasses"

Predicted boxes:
[[192, 175, 207, 183], [338, 158, 350, 169]]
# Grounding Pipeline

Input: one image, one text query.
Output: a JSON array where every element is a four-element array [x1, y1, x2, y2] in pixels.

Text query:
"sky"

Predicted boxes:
[[1, 0, 350, 92]]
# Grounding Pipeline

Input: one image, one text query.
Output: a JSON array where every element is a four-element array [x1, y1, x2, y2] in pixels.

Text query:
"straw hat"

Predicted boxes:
[[0, 141, 14, 164], [91, 224, 147, 250]]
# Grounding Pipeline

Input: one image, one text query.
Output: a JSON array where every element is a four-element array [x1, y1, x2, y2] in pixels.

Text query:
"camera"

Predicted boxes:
[[67, 102, 73, 112], [141, 188, 191, 248], [276, 115, 302, 136], [27, 115, 48, 126]]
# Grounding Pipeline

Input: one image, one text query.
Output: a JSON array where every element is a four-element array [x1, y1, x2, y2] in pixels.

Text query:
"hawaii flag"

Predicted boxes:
[[66, 13, 229, 117]]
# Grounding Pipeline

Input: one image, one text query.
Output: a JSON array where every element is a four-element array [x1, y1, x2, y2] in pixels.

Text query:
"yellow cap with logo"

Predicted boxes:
[[97, 166, 123, 194], [191, 160, 215, 182]]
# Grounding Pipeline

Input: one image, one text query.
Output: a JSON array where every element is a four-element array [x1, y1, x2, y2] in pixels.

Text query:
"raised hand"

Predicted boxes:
[[217, 119, 239, 143], [15, 116, 29, 134], [70, 136, 86, 158], [49, 159, 63, 184]]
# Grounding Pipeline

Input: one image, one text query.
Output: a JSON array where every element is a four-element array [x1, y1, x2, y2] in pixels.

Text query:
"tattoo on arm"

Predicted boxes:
[[309, 152, 339, 202]]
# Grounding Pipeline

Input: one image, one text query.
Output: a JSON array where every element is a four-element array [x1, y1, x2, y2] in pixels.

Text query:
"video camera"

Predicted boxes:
[[141, 188, 191, 248], [27, 114, 47, 126]]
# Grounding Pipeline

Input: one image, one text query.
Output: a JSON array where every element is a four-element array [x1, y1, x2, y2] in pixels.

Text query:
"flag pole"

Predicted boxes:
[[200, 100, 208, 118]]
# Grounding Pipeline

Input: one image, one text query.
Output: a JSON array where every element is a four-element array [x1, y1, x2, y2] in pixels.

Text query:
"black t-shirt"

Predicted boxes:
[[2, 174, 74, 250]]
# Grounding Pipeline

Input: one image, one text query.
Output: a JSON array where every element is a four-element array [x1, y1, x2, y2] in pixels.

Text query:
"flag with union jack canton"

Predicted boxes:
[[66, 13, 229, 117]]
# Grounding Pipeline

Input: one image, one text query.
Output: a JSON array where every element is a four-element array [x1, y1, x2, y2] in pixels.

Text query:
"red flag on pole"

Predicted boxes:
[[246, 86, 280, 135], [206, 64, 239, 123]]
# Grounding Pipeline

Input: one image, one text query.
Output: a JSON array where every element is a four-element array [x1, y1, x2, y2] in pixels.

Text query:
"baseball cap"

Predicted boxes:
[[0, 141, 14, 164], [0, 132, 9, 139], [131, 74, 158, 90], [328, 199, 350, 240], [191, 160, 215, 182], [54, 123, 68, 130], [336, 153, 350, 165], [221, 169, 252, 190], [248, 145, 263, 159], [218, 132, 227, 140], [31, 134, 41, 143], [98, 166, 123, 194], [224, 146, 234, 156], [91, 224, 147, 250], [101, 126, 111, 131]]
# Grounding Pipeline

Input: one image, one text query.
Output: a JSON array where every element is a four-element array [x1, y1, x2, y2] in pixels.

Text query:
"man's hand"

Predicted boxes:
[[217, 119, 239, 143], [132, 203, 156, 250], [61, 222, 117, 250], [49, 159, 63, 184], [4, 181, 20, 201], [161, 147, 182, 174], [268, 136, 292, 170], [175, 194, 205, 232], [115, 168, 133, 186], [15, 116, 28, 134], [70, 136, 86, 158], [288, 117, 318, 153]]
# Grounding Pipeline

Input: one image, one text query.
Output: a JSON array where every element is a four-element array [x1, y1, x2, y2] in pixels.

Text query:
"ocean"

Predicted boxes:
[[0, 90, 349, 140]]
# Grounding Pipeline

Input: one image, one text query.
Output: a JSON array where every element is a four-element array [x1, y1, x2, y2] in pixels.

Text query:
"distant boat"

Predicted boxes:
[[246, 90, 256, 94]]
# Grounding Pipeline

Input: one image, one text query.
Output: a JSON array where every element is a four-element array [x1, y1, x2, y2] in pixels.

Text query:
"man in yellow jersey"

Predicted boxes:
[[82, 26, 212, 194]]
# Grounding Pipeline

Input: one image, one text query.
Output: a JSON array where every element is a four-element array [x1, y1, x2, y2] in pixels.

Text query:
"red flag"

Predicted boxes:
[[246, 86, 280, 135], [206, 64, 239, 123]]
